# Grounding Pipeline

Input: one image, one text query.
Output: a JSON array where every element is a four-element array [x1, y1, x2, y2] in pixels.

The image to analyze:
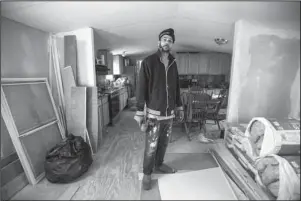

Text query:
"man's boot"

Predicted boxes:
[[142, 174, 152, 190], [155, 163, 177, 173]]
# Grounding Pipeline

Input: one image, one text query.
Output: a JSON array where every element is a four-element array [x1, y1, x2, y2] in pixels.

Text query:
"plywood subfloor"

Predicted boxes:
[[12, 109, 242, 200]]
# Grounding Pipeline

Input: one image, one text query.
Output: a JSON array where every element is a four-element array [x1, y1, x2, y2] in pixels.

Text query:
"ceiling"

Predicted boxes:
[[1, 1, 300, 56]]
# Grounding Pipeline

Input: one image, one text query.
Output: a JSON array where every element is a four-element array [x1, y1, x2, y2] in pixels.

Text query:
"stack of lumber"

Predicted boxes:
[[209, 142, 272, 200], [55, 35, 96, 154], [224, 123, 257, 174]]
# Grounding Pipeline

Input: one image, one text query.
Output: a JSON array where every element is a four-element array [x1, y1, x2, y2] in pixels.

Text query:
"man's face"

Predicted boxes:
[[158, 35, 173, 52]]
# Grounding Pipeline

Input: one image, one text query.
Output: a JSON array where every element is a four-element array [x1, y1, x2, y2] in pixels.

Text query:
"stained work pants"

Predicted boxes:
[[143, 118, 173, 175]]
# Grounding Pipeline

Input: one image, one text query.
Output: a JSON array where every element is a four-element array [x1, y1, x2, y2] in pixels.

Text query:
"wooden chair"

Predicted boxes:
[[205, 99, 223, 130], [171, 92, 189, 142], [183, 92, 211, 141]]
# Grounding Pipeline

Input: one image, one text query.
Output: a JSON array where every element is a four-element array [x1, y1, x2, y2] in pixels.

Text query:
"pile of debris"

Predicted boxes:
[[224, 118, 300, 200]]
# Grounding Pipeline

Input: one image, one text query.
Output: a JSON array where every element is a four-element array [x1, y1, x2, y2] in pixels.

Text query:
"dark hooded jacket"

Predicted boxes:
[[135, 50, 183, 119]]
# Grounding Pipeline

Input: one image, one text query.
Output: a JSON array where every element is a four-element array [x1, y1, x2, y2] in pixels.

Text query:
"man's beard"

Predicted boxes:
[[159, 43, 170, 53]]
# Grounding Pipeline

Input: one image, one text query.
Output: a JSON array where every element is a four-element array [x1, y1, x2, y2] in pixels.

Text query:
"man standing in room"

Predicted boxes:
[[134, 28, 184, 190]]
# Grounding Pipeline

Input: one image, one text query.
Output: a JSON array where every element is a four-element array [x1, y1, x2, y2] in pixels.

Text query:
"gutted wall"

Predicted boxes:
[[1, 17, 50, 199], [227, 19, 300, 123]]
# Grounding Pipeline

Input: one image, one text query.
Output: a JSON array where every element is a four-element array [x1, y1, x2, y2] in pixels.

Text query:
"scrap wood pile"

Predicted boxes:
[[223, 118, 300, 200]]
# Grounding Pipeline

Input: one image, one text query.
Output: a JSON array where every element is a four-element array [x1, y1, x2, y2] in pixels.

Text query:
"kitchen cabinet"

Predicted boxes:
[[175, 53, 189, 75], [97, 95, 110, 147], [107, 52, 113, 74], [102, 98, 110, 126], [175, 52, 231, 77], [188, 53, 199, 74], [113, 55, 124, 75], [119, 88, 128, 111], [98, 104, 104, 147]]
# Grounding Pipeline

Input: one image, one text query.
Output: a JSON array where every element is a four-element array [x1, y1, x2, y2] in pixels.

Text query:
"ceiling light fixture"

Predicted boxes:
[[214, 37, 228, 45]]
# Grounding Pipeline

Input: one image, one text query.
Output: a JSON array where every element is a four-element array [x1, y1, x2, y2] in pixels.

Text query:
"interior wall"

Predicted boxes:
[[1, 17, 50, 199], [227, 19, 300, 123], [1, 17, 49, 78], [93, 29, 108, 86]]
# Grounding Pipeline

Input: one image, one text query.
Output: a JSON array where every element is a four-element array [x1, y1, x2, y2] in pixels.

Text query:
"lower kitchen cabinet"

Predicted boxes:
[[97, 96, 110, 147], [119, 88, 129, 111], [98, 104, 104, 147], [103, 102, 110, 126]]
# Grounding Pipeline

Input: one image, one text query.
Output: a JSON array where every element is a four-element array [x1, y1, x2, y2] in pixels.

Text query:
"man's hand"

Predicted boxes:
[[134, 115, 143, 127], [134, 115, 147, 132]]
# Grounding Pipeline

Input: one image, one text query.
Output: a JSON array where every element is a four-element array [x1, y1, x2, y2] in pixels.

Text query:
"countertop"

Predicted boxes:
[[103, 86, 126, 94], [97, 86, 128, 105]]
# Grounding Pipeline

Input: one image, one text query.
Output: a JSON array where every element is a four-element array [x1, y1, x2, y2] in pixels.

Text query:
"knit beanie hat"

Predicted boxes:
[[159, 28, 175, 43]]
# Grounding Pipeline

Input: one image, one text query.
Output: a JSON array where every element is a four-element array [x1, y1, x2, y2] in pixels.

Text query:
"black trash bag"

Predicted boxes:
[[44, 134, 93, 183]]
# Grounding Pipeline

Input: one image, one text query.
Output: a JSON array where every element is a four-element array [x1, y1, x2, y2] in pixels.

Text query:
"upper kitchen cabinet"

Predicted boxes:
[[113, 55, 124, 75], [175, 53, 189, 75], [175, 52, 231, 77], [207, 53, 232, 77], [187, 53, 199, 74]]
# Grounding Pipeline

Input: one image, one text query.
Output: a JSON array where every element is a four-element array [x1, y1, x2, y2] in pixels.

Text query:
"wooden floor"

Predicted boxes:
[[11, 109, 233, 200]]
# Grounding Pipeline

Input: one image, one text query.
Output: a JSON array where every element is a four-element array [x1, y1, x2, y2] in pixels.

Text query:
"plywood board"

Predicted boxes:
[[1, 172, 28, 201], [64, 35, 77, 84], [1, 159, 24, 187], [61, 66, 76, 133], [70, 87, 86, 139], [86, 87, 98, 153], [158, 167, 237, 200]]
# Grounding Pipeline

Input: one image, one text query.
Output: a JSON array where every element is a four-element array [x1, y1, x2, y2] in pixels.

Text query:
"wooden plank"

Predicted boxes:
[[1, 172, 28, 201], [50, 37, 67, 133], [98, 104, 104, 148], [224, 173, 249, 200], [211, 149, 249, 200], [1, 159, 24, 187], [69, 87, 86, 139], [1, 116, 16, 160], [84, 129, 94, 155], [61, 66, 76, 134], [64, 35, 78, 85], [209, 143, 271, 200], [45, 80, 66, 139], [1, 78, 48, 83], [1, 152, 18, 168], [86, 87, 98, 153]]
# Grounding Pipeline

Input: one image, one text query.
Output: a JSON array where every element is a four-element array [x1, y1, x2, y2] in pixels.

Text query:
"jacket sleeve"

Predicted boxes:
[[135, 59, 148, 116], [175, 64, 183, 110]]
